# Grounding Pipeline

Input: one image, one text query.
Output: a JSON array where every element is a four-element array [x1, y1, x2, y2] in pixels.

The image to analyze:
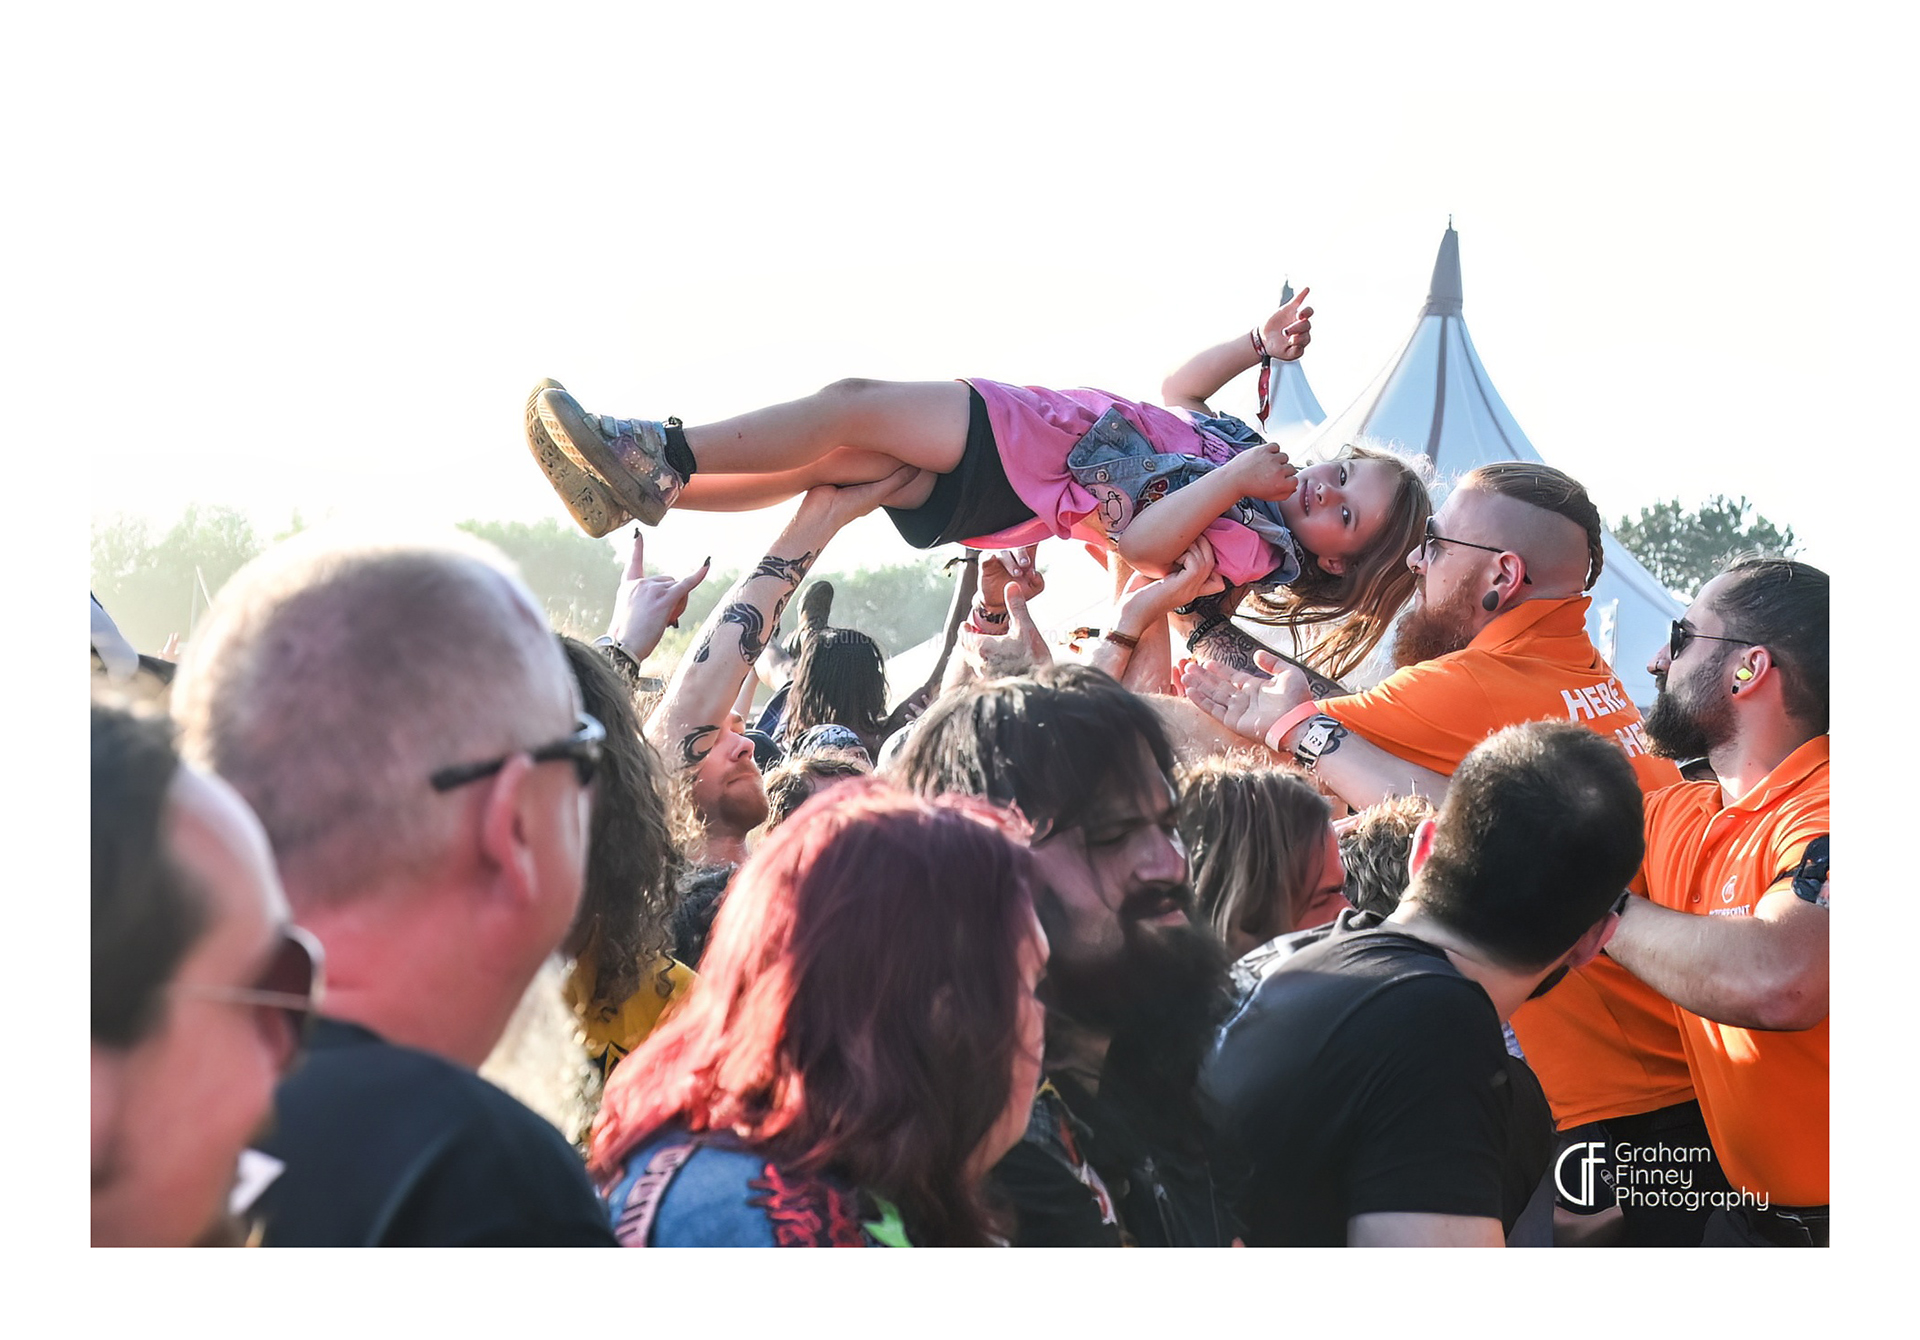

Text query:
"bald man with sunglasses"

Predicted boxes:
[[173, 532, 617, 1246]]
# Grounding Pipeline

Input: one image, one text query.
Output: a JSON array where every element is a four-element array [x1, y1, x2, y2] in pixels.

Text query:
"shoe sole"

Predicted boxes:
[[537, 387, 673, 526], [524, 379, 630, 537]]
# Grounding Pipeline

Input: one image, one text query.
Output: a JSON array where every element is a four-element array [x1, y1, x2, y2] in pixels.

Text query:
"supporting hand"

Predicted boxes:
[[1179, 649, 1316, 746], [959, 585, 1051, 678]]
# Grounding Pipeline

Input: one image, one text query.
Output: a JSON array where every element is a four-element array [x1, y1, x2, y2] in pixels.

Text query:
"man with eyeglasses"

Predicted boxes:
[[1182, 461, 1718, 1246], [1604, 557, 1830, 1247], [93, 702, 323, 1246], [172, 532, 618, 1246]]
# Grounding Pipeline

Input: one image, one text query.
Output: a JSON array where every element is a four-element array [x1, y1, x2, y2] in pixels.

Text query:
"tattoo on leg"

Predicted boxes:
[[677, 725, 720, 768]]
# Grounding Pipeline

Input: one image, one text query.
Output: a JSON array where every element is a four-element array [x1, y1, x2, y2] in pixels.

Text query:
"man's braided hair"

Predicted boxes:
[[1461, 461, 1606, 590]]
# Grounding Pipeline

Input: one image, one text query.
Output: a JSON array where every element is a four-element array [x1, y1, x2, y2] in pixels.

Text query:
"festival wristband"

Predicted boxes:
[[1264, 700, 1324, 754]]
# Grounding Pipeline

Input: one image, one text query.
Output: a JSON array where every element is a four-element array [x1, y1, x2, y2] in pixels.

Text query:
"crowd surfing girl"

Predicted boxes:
[[526, 289, 1433, 677], [587, 779, 1048, 1247]]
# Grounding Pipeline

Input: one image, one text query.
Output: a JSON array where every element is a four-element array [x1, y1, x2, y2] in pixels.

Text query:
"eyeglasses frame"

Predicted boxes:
[[1420, 519, 1532, 584], [428, 713, 607, 793], [173, 923, 326, 1055], [1667, 620, 1757, 662]]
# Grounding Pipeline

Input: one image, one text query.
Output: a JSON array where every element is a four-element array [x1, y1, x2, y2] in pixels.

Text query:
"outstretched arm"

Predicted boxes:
[[1180, 654, 1450, 807], [645, 470, 921, 764], [1607, 886, 1828, 1032], [1161, 288, 1313, 415]]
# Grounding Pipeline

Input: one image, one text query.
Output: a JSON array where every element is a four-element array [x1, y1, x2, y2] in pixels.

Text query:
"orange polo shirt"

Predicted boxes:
[[1318, 595, 1694, 1128], [1639, 737, 1829, 1206]]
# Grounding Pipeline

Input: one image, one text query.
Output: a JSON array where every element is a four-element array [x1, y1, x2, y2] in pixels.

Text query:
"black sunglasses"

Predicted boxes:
[[1668, 620, 1753, 661], [1420, 519, 1531, 583], [174, 924, 325, 1072], [429, 713, 606, 792]]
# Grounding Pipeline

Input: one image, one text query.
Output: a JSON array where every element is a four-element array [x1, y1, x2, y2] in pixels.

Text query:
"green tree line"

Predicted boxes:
[[92, 509, 956, 665]]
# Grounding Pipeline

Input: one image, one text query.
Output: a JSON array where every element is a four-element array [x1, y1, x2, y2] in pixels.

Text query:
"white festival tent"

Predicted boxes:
[[1298, 225, 1680, 707]]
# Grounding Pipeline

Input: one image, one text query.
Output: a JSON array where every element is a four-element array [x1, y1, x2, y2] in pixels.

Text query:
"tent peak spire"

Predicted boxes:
[[1422, 222, 1463, 317], [1280, 276, 1294, 304]]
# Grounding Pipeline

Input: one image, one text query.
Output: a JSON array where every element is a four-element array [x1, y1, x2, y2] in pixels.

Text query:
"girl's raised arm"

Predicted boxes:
[[1160, 288, 1313, 415]]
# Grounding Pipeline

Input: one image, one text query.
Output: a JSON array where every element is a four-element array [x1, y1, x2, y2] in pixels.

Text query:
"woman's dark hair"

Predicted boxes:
[[93, 702, 207, 1047], [1242, 443, 1433, 680], [888, 663, 1176, 841], [560, 638, 688, 1010], [589, 779, 1039, 1247], [1178, 757, 1333, 948], [1711, 555, 1829, 734], [780, 627, 889, 755]]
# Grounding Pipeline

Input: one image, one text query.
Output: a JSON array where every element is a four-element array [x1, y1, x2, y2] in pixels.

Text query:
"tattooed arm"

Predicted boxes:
[[1171, 587, 1272, 677], [644, 470, 925, 764], [1169, 586, 1350, 697]]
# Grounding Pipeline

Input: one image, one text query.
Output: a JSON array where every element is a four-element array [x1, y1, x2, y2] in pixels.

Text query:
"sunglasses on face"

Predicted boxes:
[[1667, 620, 1753, 661], [429, 713, 606, 793], [174, 924, 325, 1073], [1420, 519, 1532, 583]]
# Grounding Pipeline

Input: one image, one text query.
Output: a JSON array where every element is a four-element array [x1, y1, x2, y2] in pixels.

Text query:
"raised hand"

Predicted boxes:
[[1117, 536, 1224, 630], [980, 545, 1045, 609], [1260, 286, 1313, 363], [608, 527, 712, 662], [959, 585, 1052, 679], [1180, 650, 1315, 746]]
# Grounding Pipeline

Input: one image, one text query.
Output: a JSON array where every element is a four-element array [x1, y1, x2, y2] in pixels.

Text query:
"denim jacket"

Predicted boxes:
[[1064, 407, 1302, 589]]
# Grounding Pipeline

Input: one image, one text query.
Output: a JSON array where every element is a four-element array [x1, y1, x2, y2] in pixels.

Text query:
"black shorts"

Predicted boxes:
[[883, 383, 1036, 549]]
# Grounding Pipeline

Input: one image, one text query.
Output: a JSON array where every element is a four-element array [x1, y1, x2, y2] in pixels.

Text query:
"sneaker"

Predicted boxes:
[[525, 379, 631, 537], [536, 387, 685, 527], [798, 580, 835, 633]]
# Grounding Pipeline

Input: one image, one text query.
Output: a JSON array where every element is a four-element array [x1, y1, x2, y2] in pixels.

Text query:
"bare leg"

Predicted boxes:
[[684, 379, 971, 477], [677, 451, 939, 512]]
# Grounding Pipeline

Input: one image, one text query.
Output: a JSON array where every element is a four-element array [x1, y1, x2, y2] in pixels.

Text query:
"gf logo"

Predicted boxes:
[[1554, 1140, 1608, 1209]]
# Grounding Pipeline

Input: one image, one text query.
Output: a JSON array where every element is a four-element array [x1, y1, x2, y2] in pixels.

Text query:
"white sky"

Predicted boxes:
[[49, 2, 1844, 585], [15, 0, 1917, 1297]]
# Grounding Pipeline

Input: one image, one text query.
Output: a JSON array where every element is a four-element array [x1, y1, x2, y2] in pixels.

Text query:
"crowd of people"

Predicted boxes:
[[92, 300, 1829, 1248]]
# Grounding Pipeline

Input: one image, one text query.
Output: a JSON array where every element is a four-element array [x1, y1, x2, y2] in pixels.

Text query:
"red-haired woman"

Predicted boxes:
[[588, 778, 1047, 1246]]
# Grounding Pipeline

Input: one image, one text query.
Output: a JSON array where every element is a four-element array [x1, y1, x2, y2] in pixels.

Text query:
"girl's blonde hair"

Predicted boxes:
[[1243, 443, 1433, 680]]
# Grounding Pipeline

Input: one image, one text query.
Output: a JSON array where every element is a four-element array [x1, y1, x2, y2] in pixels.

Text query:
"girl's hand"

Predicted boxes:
[[1260, 286, 1313, 363], [1225, 442, 1300, 502]]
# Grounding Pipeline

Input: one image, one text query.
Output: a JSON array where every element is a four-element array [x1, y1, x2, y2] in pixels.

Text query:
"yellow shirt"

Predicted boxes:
[[564, 955, 697, 1073]]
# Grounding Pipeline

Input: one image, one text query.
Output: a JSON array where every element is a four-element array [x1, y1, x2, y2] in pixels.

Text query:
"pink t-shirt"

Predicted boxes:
[[960, 379, 1288, 585]]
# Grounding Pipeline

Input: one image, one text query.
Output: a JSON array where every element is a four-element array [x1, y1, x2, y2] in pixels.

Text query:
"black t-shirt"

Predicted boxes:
[[253, 1018, 616, 1246], [1203, 923, 1553, 1246]]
